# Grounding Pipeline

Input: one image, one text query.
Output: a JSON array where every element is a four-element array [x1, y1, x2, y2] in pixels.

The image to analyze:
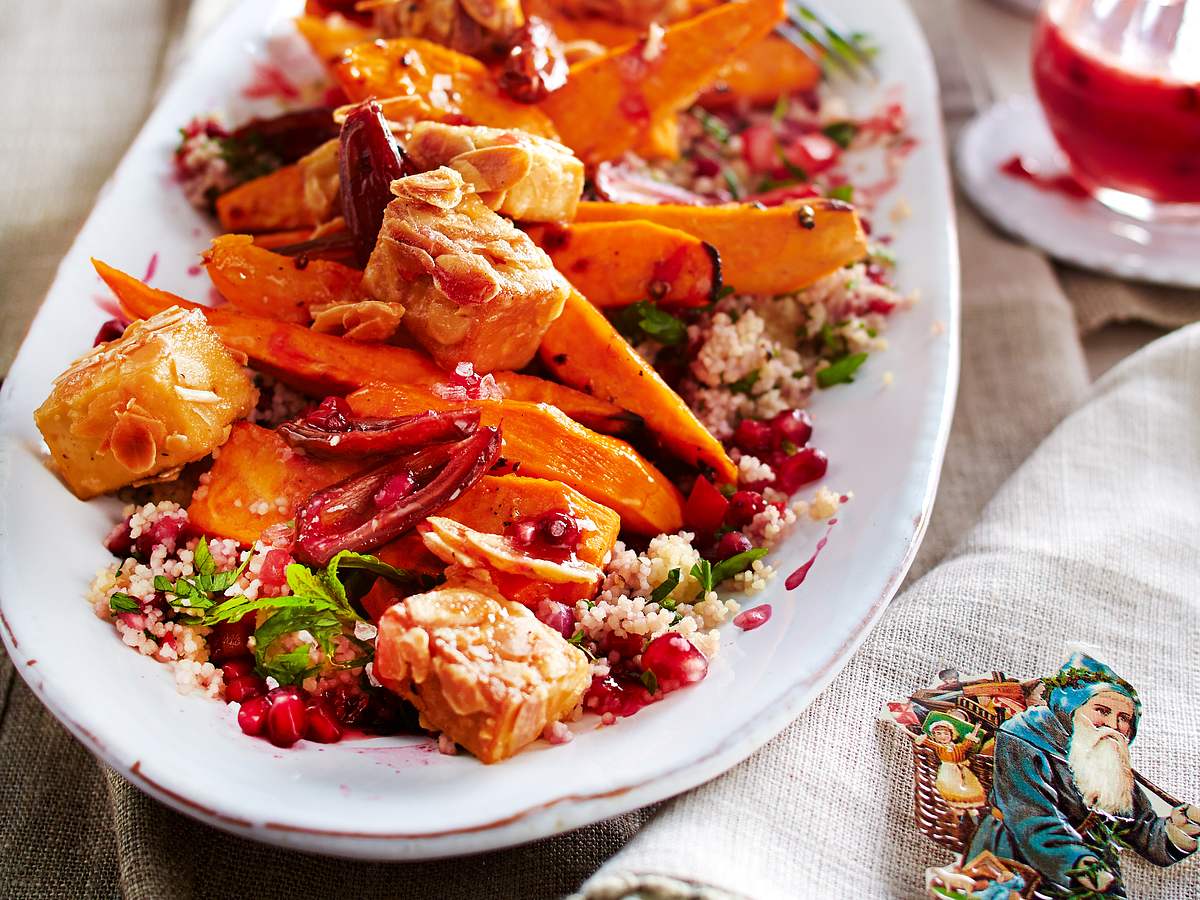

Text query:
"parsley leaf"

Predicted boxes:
[[727, 369, 760, 395], [777, 146, 808, 182], [817, 352, 869, 388], [692, 109, 731, 144], [822, 121, 859, 149], [771, 95, 790, 123], [651, 569, 681, 607], [691, 559, 714, 594], [710, 548, 770, 585], [827, 184, 854, 203], [109, 592, 140, 614], [641, 669, 660, 695], [616, 301, 687, 347], [722, 167, 742, 199]]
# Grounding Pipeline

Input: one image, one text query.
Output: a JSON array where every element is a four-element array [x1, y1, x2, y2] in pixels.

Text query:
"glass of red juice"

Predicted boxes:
[[1033, 0, 1200, 221]]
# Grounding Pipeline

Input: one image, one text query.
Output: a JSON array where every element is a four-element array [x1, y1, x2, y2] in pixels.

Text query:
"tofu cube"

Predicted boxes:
[[374, 582, 590, 763], [364, 166, 571, 372], [406, 122, 584, 223], [34, 307, 256, 499]]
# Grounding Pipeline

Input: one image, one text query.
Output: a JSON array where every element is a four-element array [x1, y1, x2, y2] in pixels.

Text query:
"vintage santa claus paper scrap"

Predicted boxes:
[[882, 653, 1200, 899]]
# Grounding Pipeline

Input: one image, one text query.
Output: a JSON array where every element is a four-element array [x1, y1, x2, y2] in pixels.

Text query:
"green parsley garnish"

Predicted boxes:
[[772, 95, 791, 123], [776, 146, 808, 183], [690, 559, 714, 594], [615, 301, 687, 346], [827, 184, 855, 203], [651, 568, 681, 608], [109, 592, 140, 614], [692, 109, 731, 144], [641, 669, 660, 695], [817, 352, 869, 388], [727, 369, 760, 395], [822, 121, 859, 149], [722, 167, 742, 199], [710, 548, 769, 585]]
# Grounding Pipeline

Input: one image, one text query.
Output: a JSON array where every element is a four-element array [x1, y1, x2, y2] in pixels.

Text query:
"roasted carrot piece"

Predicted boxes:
[[251, 228, 318, 250], [295, 14, 375, 67], [215, 163, 317, 233], [573, 199, 867, 295], [334, 39, 559, 138], [541, 290, 736, 483], [349, 384, 684, 535], [538, 0, 784, 163], [701, 34, 822, 109], [204, 235, 365, 323], [526, 221, 720, 308], [93, 259, 633, 435], [188, 422, 364, 544]]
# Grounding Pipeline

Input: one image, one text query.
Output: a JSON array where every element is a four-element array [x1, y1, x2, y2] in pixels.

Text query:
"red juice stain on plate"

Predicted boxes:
[[187, 264, 202, 277], [142, 252, 159, 283], [1000, 156, 1090, 200], [733, 604, 771, 631], [785, 517, 837, 590], [243, 62, 300, 101]]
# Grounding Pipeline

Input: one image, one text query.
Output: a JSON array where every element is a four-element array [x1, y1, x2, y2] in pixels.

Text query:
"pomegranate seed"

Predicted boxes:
[[372, 471, 415, 509], [725, 491, 766, 528], [584, 674, 655, 717], [732, 418, 773, 455], [267, 692, 308, 747], [769, 409, 813, 449], [221, 657, 255, 680], [775, 447, 828, 494], [104, 519, 134, 557], [535, 599, 575, 639], [93, 318, 127, 346], [304, 700, 344, 743], [134, 514, 187, 558], [538, 512, 579, 548], [258, 549, 291, 591], [237, 696, 271, 736], [733, 604, 772, 631], [208, 618, 255, 664], [715, 530, 752, 560], [506, 520, 539, 547], [225, 675, 267, 703], [641, 634, 708, 693]]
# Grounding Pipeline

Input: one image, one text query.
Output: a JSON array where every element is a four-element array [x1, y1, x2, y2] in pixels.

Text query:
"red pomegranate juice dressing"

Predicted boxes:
[[785, 518, 837, 590], [999, 156, 1090, 199], [1033, 14, 1200, 202]]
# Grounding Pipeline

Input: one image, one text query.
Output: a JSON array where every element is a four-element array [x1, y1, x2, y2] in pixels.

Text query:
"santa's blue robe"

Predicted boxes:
[[966, 704, 1189, 897]]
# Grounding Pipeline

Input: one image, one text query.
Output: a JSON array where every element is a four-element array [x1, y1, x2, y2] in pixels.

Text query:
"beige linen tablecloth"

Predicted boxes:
[[2, 2, 1199, 898]]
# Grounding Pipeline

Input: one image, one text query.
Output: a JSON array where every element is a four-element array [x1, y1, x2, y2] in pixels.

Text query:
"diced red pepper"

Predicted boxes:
[[684, 476, 730, 539]]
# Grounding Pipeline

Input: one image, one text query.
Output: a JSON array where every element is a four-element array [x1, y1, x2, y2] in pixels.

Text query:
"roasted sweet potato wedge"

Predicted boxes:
[[188, 422, 364, 544], [216, 163, 317, 234], [541, 290, 736, 483], [349, 384, 684, 535], [526, 221, 720, 308], [573, 198, 868, 295], [334, 38, 558, 138], [295, 13, 375, 67], [94, 259, 632, 435], [700, 34, 822, 109], [204, 234, 366, 323], [538, 0, 784, 163]]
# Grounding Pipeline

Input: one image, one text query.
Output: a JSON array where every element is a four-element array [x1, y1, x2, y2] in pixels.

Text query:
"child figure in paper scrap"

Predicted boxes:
[[967, 653, 1199, 897], [916, 713, 986, 814]]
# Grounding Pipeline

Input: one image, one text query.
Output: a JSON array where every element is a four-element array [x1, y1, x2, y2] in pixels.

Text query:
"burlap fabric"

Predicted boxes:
[[2, 2, 1199, 898]]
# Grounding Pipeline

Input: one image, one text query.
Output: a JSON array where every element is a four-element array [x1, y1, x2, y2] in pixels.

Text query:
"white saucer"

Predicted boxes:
[[956, 97, 1200, 289]]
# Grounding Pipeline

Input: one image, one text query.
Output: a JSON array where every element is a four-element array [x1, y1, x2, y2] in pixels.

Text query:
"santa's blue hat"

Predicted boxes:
[[1043, 652, 1141, 741]]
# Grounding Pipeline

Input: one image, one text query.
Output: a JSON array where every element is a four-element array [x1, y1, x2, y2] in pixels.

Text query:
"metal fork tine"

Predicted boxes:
[[774, 21, 826, 69], [778, 17, 863, 82], [786, 1, 879, 81]]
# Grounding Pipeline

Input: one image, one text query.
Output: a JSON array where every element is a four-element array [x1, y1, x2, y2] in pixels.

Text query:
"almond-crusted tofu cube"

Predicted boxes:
[[406, 122, 584, 222], [34, 307, 256, 499], [374, 582, 590, 763], [364, 166, 571, 372]]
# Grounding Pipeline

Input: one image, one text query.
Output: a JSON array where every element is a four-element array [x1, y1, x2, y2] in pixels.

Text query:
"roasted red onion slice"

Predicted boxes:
[[279, 402, 481, 459], [294, 426, 502, 566], [339, 100, 412, 267], [230, 107, 339, 165], [593, 161, 713, 206]]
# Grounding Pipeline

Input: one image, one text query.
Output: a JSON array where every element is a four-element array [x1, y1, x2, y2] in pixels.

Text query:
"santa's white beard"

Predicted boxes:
[[1068, 709, 1135, 815]]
